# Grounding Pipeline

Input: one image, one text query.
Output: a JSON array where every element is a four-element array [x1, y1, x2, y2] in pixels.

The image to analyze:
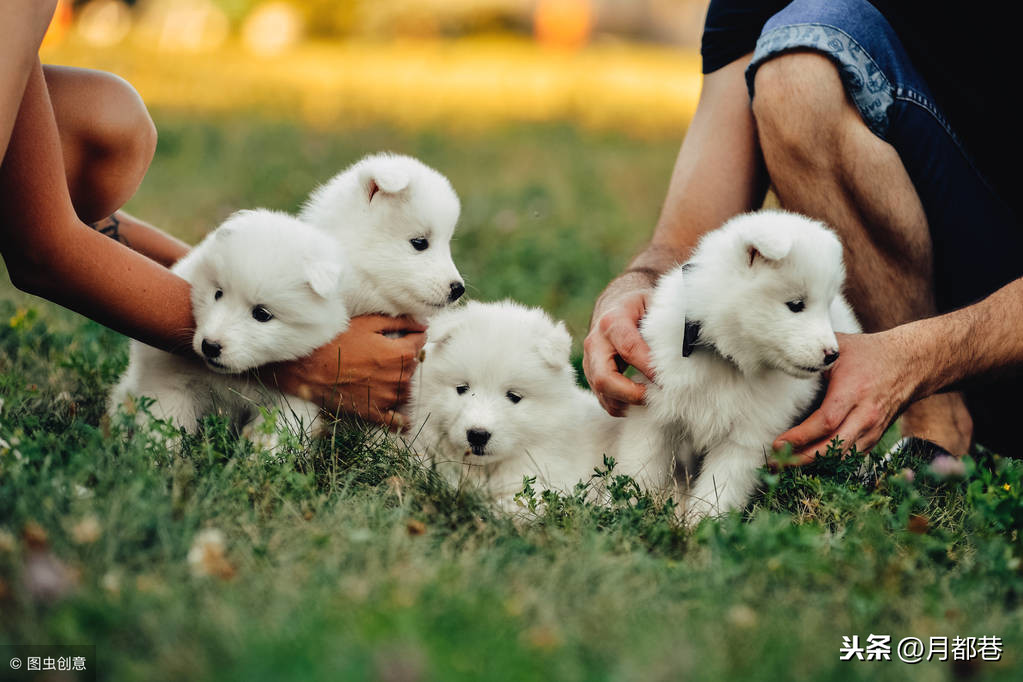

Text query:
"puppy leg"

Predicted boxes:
[[682, 441, 763, 527], [275, 396, 323, 440], [143, 387, 200, 438], [244, 394, 322, 451], [612, 409, 675, 492]]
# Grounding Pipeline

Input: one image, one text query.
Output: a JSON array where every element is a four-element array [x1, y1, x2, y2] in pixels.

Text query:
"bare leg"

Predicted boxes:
[[44, 65, 157, 223], [751, 52, 971, 454], [0, 1, 58, 161], [44, 65, 189, 266]]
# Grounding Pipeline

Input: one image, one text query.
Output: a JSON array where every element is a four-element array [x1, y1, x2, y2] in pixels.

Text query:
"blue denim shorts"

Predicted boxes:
[[744, 0, 1020, 314]]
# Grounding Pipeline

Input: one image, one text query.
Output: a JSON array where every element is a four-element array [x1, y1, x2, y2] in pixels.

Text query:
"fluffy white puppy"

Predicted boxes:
[[615, 210, 860, 525], [300, 152, 465, 319], [109, 209, 350, 443], [408, 300, 620, 507]]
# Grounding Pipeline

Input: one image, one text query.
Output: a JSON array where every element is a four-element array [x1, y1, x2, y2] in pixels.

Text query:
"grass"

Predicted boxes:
[[3, 113, 1023, 680]]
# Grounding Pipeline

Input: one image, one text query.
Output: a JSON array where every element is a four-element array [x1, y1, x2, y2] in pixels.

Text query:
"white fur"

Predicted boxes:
[[615, 210, 861, 525], [408, 300, 621, 508], [300, 152, 464, 320], [109, 209, 350, 445]]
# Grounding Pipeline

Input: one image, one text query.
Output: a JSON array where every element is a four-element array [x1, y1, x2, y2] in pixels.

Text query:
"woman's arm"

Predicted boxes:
[[0, 61, 195, 353], [88, 211, 190, 268]]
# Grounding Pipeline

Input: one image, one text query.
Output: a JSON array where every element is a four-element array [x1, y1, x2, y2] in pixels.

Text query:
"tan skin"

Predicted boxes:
[[584, 52, 1021, 463], [0, 2, 422, 427]]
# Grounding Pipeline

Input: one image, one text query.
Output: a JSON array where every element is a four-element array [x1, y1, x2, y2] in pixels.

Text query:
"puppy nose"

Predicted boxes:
[[823, 350, 840, 366], [201, 339, 222, 359], [448, 281, 465, 303], [466, 428, 491, 447]]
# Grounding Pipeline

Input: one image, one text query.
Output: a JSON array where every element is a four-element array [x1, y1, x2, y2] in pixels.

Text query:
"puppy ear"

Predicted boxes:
[[742, 222, 793, 266], [214, 225, 236, 241], [215, 209, 259, 240], [425, 313, 461, 351], [305, 259, 342, 299], [359, 160, 411, 203], [536, 320, 572, 370]]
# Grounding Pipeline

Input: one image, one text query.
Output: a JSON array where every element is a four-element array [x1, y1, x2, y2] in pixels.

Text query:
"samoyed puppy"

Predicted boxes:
[[408, 300, 621, 508], [109, 209, 350, 444], [300, 153, 465, 319], [615, 210, 860, 525]]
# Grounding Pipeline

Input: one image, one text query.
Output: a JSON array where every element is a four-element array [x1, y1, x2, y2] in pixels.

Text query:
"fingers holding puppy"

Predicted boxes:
[[583, 288, 654, 416], [772, 332, 917, 466], [268, 314, 426, 429]]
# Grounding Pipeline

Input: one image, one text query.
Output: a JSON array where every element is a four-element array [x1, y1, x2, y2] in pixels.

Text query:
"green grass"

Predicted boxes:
[[3, 116, 1023, 681]]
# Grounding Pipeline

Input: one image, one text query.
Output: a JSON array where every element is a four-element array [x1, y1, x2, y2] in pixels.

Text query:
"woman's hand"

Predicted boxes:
[[266, 315, 427, 429]]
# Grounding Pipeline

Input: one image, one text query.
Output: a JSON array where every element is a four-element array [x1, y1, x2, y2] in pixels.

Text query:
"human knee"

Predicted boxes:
[[90, 72, 156, 179], [72, 71, 157, 220], [751, 52, 851, 163]]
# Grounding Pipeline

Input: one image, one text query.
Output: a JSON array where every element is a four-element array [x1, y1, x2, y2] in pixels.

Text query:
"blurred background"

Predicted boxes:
[[33, 0, 709, 344]]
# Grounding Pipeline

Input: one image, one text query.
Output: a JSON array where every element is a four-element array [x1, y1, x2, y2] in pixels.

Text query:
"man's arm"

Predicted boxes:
[[775, 276, 1023, 461], [584, 54, 769, 415]]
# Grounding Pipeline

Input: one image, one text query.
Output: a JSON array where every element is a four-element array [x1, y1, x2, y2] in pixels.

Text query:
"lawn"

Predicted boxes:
[[2, 110, 1023, 681]]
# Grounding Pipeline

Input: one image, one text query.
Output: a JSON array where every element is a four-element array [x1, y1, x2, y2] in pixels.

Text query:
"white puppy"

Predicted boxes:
[[615, 210, 860, 525], [300, 152, 465, 319], [109, 209, 350, 443], [408, 300, 620, 507]]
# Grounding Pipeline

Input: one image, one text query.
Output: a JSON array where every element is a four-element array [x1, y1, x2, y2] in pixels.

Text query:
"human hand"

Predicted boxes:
[[266, 315, 426, 429], [583, 277, 656, 416], [772, 330, 921, 466]]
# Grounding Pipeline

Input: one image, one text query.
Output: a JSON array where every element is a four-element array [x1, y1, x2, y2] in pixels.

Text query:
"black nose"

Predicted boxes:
[[448, 281, 465, 303], [201, 339, 222, 359], [823, 350, 839, 366], [466, 428, 491, 448]]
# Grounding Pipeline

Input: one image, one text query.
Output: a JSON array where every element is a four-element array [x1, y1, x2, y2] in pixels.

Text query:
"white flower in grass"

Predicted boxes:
[[929, 455, 966, 479], [69, 515, 102, 545], [187, 528, 235, 579]]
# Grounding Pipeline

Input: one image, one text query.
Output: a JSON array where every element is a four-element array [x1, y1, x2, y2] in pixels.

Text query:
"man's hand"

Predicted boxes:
[[772, 331, 919, 466], [266, 315, 426, 429], [583, 277, 656, 416]]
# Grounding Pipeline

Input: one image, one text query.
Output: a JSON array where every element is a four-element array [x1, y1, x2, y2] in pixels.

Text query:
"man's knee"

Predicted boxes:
[[751, 51, 855, 165]]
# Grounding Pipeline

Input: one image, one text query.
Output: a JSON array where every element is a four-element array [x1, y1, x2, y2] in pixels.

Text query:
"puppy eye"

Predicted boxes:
[[455, 384, 469, 395], [786, 300, 805, 313], [214, 289, 223, 301], [410, 237, 429, 251], [506, 391, 522, 404], [251, 306, 274, 322]]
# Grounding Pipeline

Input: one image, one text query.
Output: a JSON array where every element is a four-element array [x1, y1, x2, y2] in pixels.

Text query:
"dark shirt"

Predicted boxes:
[[700, 0, 1016, 213]]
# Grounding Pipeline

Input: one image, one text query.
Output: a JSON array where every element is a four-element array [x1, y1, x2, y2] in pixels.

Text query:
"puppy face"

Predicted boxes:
[[693, 211, 847, 377], [301, 154, 464, 318], [185, 210, 349, 374], [412, 301, 576, 464], [360, 172, 462, 317]]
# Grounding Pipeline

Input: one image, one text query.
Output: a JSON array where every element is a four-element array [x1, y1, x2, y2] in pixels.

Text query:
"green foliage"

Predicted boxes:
[[3, 301, 1023, 680]]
